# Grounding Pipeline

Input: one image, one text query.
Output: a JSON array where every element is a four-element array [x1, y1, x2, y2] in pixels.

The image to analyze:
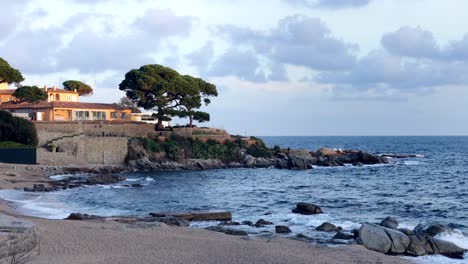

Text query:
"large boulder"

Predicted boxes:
[[380, 216, 399, 229], [431, 238, 467, 259], [424, 224, 454, 237], [357, 223, 392, 254], [255, 219, 273, 227], [292, 202, 323, 215], [385, 228, 411, 254], [275, 225, 292, 234], [287, 149, 316, 170], [316, 222, 341, 232], [406, 234, 431, 256]]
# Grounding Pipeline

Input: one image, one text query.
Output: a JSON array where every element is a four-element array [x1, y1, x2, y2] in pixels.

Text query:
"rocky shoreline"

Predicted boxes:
[[60, 202, 467, 261], [127, 148, 391, 171], [17, 147, 401, 193]]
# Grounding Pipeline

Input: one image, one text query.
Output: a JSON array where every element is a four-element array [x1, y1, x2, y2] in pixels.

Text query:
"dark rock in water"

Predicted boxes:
[[431, 238, 467, 259], [221, 221, 241, 226], [224, 229, 249, 236], [255, 219, 273, 227], [316, 222, 341, 232], [206, 226, 248, 236], [287, 149, 316, 170], [242, 221, 254, 226], [295, 233, 311, 240], [380, 216, 399, 229], [65, 213, 104, 221], [25, 184, 55, 192], [357, 223, 392, 254], [275, 225, 292, 234], [131, 183, 144, 188], [352, 229, 360, 239], [86, 174, 126, 185], [147, 216, 190, 227], [424, 224, 454, 237], [333, 232, 355, 240], [292, 202, 323, 215], [359, 152, 389, 164]]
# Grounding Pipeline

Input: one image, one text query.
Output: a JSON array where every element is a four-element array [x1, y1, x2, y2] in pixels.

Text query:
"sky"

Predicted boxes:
[[1, 0, 468, 136]]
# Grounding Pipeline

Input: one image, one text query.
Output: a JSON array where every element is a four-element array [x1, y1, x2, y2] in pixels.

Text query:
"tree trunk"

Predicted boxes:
[[156, 107, 164, 131], [189, 116, 193, 128]]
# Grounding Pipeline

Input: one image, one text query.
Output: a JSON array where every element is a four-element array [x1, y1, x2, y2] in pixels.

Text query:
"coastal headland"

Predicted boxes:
[[0, 123, 465, 263]]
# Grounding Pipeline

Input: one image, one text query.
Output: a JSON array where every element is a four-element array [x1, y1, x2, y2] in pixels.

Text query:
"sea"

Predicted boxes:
[[1, 136, 467, 263]]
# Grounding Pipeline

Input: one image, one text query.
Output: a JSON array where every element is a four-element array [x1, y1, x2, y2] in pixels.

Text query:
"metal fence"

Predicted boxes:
[[0, 148, 37, 165]]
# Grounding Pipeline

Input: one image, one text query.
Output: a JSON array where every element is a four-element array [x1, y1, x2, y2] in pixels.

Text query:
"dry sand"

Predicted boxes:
[[26, 218, 412, 264], [0, 163, 413, 264]]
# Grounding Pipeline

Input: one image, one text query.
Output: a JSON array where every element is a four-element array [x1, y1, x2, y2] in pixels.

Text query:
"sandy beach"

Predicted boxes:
[[0, 164, 413, 264], [25, 217, 413, 264]]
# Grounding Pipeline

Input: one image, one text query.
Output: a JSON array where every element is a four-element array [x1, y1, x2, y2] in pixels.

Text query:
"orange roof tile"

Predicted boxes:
[[0, 101, 132, 111]]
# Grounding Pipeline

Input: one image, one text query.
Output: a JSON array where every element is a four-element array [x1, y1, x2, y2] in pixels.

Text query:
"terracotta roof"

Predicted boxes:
[[0, 88, 79, 95], [46, 88, 79, 94], [0, 101, 132, 111]]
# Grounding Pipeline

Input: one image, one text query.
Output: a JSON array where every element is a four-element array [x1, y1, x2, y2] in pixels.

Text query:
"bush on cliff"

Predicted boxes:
[[0, 110, 38, 146], [246, 138, 272, 158]]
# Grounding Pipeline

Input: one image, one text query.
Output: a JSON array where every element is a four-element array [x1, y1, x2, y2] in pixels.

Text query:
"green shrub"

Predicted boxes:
[[246, 139, 272, 158], [0, 110, 38, 146], [163, 140, 184, 161], [143, 138, 162, 153]]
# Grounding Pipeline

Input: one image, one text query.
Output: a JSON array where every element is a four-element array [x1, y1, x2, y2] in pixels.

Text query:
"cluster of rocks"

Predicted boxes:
[[127, 146, 392, 172], [24, 174, 128, 192], [357, 217, 466, 259]]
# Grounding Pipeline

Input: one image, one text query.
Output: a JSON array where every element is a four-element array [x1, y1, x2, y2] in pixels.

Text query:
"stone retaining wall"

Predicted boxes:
[[37, 137, 128, 166], [35, 121, 155, 146]]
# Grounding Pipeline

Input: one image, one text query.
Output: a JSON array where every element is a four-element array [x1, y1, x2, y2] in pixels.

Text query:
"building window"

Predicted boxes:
[[121, 112, 128, 119], [74, 111, 90, 120], [55, 94, 60, 101], [66, 95, 72, 101], [92, 111, 107, 121], [111, 112, 118, 119]]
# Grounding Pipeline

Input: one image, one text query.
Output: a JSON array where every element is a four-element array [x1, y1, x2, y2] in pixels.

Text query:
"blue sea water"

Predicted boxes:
[[1, 136, 467, 263]]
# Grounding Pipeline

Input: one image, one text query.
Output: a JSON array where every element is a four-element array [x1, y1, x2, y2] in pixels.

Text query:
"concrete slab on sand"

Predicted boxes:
[[0, 213, 38, 260]]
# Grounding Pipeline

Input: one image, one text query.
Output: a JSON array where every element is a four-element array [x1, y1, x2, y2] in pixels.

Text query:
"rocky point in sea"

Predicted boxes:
[[126, 144, 391, 172]]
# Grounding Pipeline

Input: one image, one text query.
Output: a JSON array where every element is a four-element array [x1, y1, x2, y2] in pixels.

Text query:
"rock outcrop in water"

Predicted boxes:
[[126, 137, 392, 172], [356, 219, 467, 259], [292, 202, 323, 215]]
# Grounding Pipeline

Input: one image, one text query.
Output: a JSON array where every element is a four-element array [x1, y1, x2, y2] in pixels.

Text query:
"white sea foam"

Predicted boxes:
[[0, 189, 130, 219], [0, 189, 72, 219], [124, 178, 141, 182], [413, 254, 468, 264], [48, 174, 86, 180], [145, 177, 155, 182], [436, 230, 468, 250]]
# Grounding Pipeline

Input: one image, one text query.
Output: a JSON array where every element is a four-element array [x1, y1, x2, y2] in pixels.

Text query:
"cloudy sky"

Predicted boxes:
[[1, 0, 468, 136]]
